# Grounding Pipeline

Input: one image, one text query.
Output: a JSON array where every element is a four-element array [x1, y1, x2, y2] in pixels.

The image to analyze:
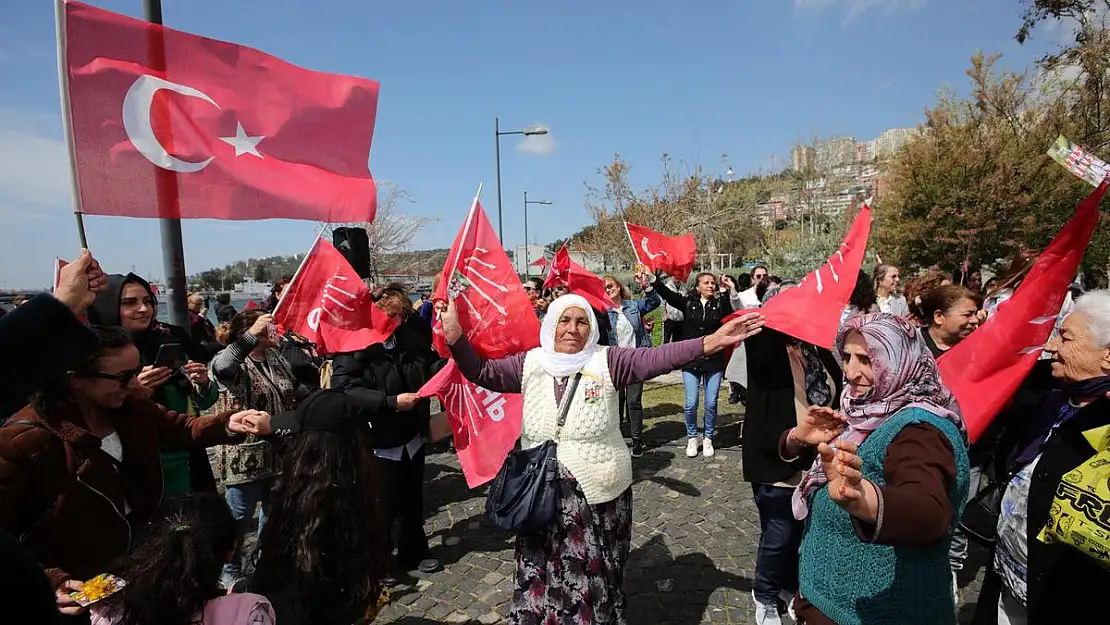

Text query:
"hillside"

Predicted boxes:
[[191, 248, 453, 290]]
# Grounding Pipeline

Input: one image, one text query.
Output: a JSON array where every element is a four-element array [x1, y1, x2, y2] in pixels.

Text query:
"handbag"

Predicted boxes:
[[485, 373, 582, 533], [959, 472, 1015, 546]]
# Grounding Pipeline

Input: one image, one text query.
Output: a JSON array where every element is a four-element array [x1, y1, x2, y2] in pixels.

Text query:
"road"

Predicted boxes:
[[374, 380, 987, 624]]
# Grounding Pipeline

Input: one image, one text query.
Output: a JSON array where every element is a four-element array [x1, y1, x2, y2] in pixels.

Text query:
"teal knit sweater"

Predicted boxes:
[[798, 407, 970, 625]]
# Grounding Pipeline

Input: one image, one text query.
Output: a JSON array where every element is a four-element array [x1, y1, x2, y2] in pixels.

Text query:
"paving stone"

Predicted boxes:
[[373, 400, 985, 624]]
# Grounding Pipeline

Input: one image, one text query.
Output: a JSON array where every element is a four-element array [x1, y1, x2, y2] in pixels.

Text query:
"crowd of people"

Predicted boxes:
[[1, 246, 1108, 625]]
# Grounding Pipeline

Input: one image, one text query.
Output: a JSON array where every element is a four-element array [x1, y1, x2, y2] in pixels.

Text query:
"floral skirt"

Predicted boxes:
[[511, 463, 633, 625]]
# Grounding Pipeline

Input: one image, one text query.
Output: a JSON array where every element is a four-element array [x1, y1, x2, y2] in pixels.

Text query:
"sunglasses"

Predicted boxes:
[[522, 285, 535, 291], [81, 368, 142, 384]]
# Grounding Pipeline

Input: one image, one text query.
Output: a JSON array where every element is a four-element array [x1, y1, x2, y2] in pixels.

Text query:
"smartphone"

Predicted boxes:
[[153, 343, 183, 369]]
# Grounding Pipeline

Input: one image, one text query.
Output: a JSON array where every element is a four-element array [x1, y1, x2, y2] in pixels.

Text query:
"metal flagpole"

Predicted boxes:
[[144, 0, 191, 334], [54, 0, 88, 248]]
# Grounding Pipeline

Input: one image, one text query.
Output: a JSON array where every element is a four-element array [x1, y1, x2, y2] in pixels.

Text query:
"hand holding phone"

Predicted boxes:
[[153, 343, 183, 369]]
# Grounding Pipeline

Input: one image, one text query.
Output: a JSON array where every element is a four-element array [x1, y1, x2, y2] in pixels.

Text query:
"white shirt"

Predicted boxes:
[[738, 287, 762, 309], [100, 432, 132, 515], [614, 311, 636, 349], [373, 433, 425, 462]]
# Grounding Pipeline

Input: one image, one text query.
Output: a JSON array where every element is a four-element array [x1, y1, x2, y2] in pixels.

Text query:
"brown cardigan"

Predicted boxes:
[[0, 398, 242, 588]]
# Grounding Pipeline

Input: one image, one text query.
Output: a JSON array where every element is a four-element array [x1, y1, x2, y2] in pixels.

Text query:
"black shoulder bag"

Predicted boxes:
[[958, 468, 1019, 546], [485, 373, 582, 533]]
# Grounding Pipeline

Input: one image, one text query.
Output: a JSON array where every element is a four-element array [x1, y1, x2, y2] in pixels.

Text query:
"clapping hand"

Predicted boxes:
[[793, 406, 848, 447], [818, 440, 866, 506]]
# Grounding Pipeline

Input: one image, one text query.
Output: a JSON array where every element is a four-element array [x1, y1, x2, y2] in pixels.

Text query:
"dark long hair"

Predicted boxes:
[[111, 492, 235, 625], [251, 428, 387, 624], [848, 269, 877, 312]]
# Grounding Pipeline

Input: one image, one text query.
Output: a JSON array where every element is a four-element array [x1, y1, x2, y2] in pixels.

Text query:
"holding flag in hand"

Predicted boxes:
[[624, 222, 696, 282]]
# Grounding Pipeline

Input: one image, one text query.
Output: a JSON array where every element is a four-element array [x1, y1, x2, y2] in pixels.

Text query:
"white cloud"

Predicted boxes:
[[793, 0, 926, 25], [516, 125, 557, 156], [0, 109, 73, 213]]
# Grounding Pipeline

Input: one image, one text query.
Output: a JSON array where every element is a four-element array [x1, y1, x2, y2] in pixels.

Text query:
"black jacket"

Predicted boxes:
[[0, 295, 97, 423], [1018, 396, 1110, 623], [741, 329, 843, 484], [652, 277, 734, 373], [330, 316, 445, 449], [214, 301, 237, 324]]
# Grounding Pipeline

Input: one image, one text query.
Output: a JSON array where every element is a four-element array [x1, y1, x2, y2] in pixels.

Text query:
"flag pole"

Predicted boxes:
[[446, 183, 483, 276], [54, 0, 88, 248], [271, 222, 329, 320], [622, 221, 641, 270]]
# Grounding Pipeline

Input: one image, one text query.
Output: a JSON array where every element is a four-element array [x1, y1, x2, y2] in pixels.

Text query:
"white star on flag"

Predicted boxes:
[[219, 121, 264, 158]]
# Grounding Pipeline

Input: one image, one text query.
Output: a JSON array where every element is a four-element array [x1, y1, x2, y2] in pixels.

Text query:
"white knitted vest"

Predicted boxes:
[[520, 347, 631, 505]]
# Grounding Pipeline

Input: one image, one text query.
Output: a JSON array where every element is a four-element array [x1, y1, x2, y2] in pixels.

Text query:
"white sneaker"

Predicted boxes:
[[703, 438, 715, 457], [779, 590, 796, 622], [686, 437, 699, 458], [753, 591, 783, 625]]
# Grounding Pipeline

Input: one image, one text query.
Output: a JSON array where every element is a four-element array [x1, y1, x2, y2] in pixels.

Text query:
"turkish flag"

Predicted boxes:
[[273, 238, 398, 355], [61, 1, 379, 222], [625, 222, 696, 282], [940, 183, 1106, 442], [542, 245, 618, 311], [418, 360, 524, 488], [722, 206, 871, 350], [431, 195, 541, 359]]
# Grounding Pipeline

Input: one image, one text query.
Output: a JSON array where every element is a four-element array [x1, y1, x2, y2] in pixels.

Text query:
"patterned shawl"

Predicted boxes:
[[792, 312, 965, 520]]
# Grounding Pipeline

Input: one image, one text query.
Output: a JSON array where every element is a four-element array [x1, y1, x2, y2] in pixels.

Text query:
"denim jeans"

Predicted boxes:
[[752, 484, 804, 604], [949, 464, 984, 570], [682, 370, 722, 439], [220, 477, 274, 587]]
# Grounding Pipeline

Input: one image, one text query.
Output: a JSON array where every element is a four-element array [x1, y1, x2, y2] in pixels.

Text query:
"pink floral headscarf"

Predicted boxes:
[[791, 312, 965, 520]]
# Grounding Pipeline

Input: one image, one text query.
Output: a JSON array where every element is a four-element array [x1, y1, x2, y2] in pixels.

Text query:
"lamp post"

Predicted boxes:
[[495, 118, 548, 243], [523, 190, 553, 280]]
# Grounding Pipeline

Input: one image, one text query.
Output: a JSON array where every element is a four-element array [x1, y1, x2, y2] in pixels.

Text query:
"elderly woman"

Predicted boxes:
[[781, 313, 970, 625], [442, 294, 764, 624], [991, 290, 1110, 625]]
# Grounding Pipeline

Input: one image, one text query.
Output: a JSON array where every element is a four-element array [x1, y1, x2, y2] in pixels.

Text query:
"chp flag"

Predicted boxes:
[[422, 188, 540, 487], [624, 222, 696, 282], [59, 0, 380, 222], [1047, 135, 1110, 188], [939, 181, 1108, 442], [272, 237, 398, 355]]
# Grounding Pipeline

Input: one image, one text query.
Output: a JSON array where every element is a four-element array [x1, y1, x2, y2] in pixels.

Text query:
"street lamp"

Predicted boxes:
[[495, 118, 548, 242], [523, 190, 553, 280]]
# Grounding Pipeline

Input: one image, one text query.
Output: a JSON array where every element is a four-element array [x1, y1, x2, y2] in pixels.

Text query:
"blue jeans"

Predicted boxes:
[[752, 483, 804, 604], [220, 478, 274, 587], [682, 370, 722, 439]]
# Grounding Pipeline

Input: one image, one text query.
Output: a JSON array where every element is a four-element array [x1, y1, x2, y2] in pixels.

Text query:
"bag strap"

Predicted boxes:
[[554, 373, 583, 439]]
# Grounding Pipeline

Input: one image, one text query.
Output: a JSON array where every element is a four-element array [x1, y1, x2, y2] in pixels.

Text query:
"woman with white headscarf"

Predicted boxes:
[[441, 294, 764, 624]]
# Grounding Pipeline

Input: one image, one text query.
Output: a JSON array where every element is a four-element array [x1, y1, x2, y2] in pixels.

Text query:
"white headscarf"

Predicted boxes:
[[534, 294, 600, 378]]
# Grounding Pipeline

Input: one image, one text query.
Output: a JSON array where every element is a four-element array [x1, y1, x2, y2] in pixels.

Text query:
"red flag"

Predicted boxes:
[[418, 360, 523, 488], [273, 238, 397, 355], [243, 300, 259, 311], [625, 222, 696, 282], [427, 192, 538, 487], [61, 1, 379, 222], [54, 258, 68, 289], [721, 206, 871, 350], [529, 256, 549, 267], [432, 195, 541, 359], [940, 183, 1106, 442], [542, 245, 618, 311]]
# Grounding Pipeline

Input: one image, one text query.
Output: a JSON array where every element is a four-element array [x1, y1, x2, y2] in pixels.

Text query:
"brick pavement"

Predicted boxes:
[[375, 381, 988, 624]]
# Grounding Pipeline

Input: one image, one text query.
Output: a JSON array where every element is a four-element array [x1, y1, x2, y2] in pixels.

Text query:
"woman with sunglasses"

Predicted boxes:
[[0, 326, 271, 624]]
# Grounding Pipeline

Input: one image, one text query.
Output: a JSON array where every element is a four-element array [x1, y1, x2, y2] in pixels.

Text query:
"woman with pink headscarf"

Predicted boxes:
[[778, 313, 970, 625]]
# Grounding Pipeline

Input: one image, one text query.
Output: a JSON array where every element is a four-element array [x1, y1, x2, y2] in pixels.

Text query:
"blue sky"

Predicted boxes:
[[0, 0, 1061, 288]]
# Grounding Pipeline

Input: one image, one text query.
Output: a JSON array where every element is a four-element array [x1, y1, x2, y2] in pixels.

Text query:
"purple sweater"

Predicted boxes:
[[449, 336, 705, 399]]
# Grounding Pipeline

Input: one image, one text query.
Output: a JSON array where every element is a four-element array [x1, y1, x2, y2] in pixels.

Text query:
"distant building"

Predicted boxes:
[[874, 127, 920, 159], [855, 141, 875, 163], [791, 145, 816, 172], [816, 137, 856, 169], [754, 195, 791, 226]]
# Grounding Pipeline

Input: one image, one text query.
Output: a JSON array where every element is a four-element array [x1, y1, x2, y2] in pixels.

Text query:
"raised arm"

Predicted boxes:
[[448, 335, 526, 394], [607, 310, 766, 387], [648, 274, 687, 310]]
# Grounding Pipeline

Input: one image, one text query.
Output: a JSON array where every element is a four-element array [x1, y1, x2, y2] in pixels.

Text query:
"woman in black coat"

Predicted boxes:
[[330, 285, 445, 575]]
